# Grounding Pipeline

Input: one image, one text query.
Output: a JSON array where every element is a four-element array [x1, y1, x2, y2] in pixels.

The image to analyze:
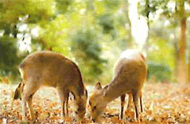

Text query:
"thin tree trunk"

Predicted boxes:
[[188, 53, 190, 82], [174, 40, 179, 80], [178, 0, 187, 84], [173, 2, 179, 82]]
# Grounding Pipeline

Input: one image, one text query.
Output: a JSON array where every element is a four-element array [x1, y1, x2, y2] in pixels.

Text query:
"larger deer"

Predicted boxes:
[[14, 51, 88, 121], [89, 49, 147, 122]]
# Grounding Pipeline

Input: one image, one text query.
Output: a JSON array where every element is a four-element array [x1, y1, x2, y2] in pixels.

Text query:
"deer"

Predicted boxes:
[[88, 49, 147, 122], [13, 51, 88, 121]]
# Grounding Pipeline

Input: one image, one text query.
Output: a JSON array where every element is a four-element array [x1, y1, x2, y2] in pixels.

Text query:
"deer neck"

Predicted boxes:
[[102, 77, 128, 103]]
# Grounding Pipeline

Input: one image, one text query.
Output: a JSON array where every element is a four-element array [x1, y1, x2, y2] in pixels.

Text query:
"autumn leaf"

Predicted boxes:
[[0, 83, 190, 123]]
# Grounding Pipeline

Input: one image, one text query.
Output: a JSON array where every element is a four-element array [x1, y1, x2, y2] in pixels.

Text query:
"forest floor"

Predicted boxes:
[[0, 83, 190, 123]]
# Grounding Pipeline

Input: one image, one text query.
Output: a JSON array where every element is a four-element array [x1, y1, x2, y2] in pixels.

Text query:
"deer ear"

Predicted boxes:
[[81, 90, 88, 101], [95, 82, 102, 90], [84, 89, 88, 98], [13, 82, 23, 100]]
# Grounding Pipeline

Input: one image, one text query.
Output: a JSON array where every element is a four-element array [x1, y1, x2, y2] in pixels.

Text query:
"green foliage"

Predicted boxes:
[[55, 0, 72, 14], [98, 13, 120, 39], [103, 0, 122, 12], [148, 35, 175, 70], [147, 26, 175, 83], [0, 0, 56, 25], [0, 36, 20, 78], [98, 13, 115, 34], [27, 0, 55, 25], [94, 1, 105, 15], [0, 0, 184, 84], [138, 0, 172, 19], [71, 29, 107, 83], [39, 15, 69, 54], [148, 61, 172, 82]]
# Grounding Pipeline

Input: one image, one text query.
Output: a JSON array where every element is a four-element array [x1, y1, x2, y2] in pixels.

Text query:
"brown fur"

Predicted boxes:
[[17, 51, 88, 121], [89, 49, 147, 122]]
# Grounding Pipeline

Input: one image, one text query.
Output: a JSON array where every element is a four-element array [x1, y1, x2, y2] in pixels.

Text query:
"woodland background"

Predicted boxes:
[[0, 0, 190, 123], [0, 0, 190, 84]]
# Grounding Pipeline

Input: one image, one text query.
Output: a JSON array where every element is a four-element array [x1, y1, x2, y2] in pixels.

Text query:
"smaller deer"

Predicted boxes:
[[89, 49, 147, 122], [14, 51, 88, 121]]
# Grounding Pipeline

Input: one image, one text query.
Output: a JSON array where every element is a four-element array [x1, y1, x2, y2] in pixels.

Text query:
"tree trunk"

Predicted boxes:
[[188, 53, 190, 82], [178, 0, 187, 84], [174, 40, 179, 80]]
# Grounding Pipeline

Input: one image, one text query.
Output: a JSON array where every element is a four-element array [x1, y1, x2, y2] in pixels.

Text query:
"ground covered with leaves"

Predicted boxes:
[[0, 83, 190, 123]]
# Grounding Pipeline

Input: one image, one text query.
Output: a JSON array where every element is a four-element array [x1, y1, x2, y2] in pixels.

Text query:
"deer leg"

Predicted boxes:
[[127, 93, 133, 109], [120, 94, 126, 119], [22, 98, 27, 121], [58, 89, 68, 118], [22, 81, 40, 121], [132, 92, 140, 121], [140, 91, 143, 112], [27, 93, 35, 120], [65, 93, 69, 116]]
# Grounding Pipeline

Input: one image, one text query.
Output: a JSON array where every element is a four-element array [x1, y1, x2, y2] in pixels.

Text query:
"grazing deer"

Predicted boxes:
[[14, 51, 88, 121], [89, 49, 147, 122]]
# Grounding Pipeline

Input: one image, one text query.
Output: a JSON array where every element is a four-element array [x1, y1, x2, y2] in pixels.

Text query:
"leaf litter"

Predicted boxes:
[[0, 83, 190, 123]]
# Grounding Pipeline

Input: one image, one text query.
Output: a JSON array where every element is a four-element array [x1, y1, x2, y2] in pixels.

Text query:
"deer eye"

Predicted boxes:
[[77, 107, 81, 112], [93, 106, 97, 110], [75, 111, 78, 114], [89, 101, 91, 106]]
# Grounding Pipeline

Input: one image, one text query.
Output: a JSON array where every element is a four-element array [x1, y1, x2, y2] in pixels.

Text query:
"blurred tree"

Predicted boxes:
[[148, 61, 172, 83], [0, 0, 70, 80], [71, 29, 107, 83], [0, 0, 71, 51], [123, 0, 133, 47], [1, 0, 186, 84], [38, 15, 70, 54], [98, 13, 115, 34], [0, 36, 21, 81], [55, 0, 72, 14], [139, 0, 189, 83], [178, 0, 187, 84]]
